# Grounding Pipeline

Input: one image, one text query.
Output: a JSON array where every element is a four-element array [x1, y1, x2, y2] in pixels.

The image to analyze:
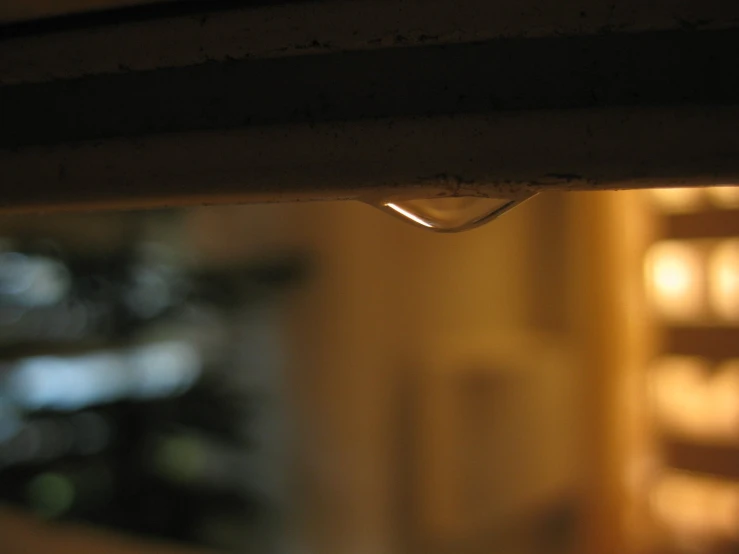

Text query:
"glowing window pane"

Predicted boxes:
[[708, 240, 739, 322], [645, 241, 705, 321], [650, 357, 711, 438], [651, 357, 739, 442], [650, 187, 705, 214], [651, 472, 739, 543]]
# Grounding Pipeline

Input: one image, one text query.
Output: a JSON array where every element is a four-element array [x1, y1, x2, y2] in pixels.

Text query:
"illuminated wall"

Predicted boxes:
[[642, 187, 739, 553]]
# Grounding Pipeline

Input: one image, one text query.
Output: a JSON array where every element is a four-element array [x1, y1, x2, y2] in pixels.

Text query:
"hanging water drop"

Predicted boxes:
[[367, 194, 536, 232]]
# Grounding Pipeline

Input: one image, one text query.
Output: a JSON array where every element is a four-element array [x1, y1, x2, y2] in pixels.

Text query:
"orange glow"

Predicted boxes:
[[651, 471, 739, 543], [650, 357, 710, 437], [709, 240, 739, 322], [650, 188, 705, 214], [645, 241, 705, 321], [650, 357, 739, 441]]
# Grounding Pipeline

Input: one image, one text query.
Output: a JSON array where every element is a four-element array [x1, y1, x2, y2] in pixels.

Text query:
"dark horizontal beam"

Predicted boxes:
[[1, 1, 739, 212], [2, 106, 738, 214], [4, 0, 736, 85], [3, 28, 739, 148], [665, 327, 739, 360], [0, 0, 311, 34], [665, 210, 739, 239], [664, 439, 739, 480]]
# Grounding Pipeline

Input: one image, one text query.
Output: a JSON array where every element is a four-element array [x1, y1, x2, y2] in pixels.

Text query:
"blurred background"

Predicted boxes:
[[0, 188, 736, 554]]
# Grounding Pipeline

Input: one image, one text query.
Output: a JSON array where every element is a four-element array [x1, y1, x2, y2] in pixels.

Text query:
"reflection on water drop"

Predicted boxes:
[[368, 194, 535, 232]]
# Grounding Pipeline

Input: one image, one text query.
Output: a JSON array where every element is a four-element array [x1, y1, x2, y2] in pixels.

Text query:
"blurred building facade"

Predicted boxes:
[[0, 188, 737, 554]]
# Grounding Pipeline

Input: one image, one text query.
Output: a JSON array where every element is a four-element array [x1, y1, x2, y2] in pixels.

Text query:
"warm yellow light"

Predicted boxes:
[[651, 471, 739, 542], [709, 240, 739, 322], [650, 357, 710, 437], [650, 187, 705, 214], [713, 483, 739, 539], [706, 186, 739, 210], [650, 357, 739, 441], [646, 241, 704, 321]]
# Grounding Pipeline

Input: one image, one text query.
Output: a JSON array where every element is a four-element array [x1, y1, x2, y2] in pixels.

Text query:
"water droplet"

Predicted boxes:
[[367, 194, 535, 232]]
